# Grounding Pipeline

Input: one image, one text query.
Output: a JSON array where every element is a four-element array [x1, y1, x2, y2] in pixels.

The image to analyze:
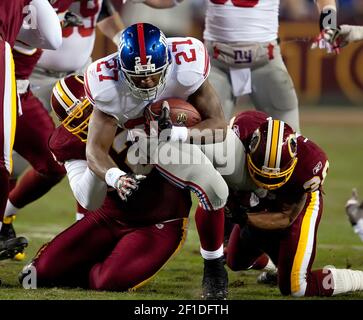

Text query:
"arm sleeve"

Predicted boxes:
[[64, 159, 107, 211], [17, 0, 62, 50]]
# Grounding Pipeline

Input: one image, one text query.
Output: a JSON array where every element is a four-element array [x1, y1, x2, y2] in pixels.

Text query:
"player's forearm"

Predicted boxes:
[[247, 212, 291, 230], [86, 109, 119, 182], [188, 118, 227, 144], [86, 146, 116, 181], [97, 12, 125, 45]]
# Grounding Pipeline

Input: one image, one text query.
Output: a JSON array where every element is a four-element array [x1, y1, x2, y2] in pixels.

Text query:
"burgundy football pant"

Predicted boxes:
[[227, 191, 334, 297], [0, 40, 17, 220], [9, 90, 65, 208], [33, 206, 189, 291]]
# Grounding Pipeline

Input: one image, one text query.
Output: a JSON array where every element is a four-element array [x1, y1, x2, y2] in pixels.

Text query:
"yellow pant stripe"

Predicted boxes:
[[290, 191, 319, 294]]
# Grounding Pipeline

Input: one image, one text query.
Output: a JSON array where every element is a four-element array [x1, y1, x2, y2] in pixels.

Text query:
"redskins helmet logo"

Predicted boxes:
[[176, 112, 188, 125]]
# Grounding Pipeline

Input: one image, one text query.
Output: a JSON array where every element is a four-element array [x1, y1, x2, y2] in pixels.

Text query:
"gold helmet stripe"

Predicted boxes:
[[264, 118, 273, 168], [55, 81, 73, 108], [266, 119, 283, 169], [275, 120, 285, 169], [53, 86, 70, 112]]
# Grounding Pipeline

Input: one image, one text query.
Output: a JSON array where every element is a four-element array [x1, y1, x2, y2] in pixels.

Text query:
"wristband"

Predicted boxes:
[[170, 126, 188, 142], [105, 167, 126, 188]]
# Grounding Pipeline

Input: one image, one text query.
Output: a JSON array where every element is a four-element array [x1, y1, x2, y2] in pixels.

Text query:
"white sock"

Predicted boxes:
[[4, 200, 19, 218], [200, 244, 224, 260], [328, 267, 363, 295], [76, 213, 85, 221], [264, 258, 277, 272], [353, 218, 363, 242]]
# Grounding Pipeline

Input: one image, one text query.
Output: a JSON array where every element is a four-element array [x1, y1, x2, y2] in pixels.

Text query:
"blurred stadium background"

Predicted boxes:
[[0, 0, 362, 299]]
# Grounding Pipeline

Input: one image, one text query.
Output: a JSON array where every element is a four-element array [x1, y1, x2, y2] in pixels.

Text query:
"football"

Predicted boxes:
[[146, 98, 202, 127]]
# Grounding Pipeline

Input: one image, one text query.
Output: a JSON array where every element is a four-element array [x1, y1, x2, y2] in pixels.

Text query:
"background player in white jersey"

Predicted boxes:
[[30, 0, 125, 111], [323, 23, 363, 242], [133, 0, 338, 133], [84, 22, 229, 299]]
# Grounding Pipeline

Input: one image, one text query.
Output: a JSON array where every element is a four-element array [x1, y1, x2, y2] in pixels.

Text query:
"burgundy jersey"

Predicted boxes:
[[49, 125, 133, 172], [13, 48, 43, 80], [49, 126, 191, 225], [0, 0, 30, 47], [232, 110, 329, 205]]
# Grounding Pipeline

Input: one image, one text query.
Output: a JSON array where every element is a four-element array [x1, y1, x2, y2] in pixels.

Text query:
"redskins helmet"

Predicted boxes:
[[51, 74, 92, 142], [247, 118, 298, 190], [119, 23, 171, 101]]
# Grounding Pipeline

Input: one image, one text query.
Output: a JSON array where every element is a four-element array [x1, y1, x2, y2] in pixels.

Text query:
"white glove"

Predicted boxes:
[[114, 173, 146, 201], [324, 25, 363, 49], [345, 188, 363, 226], [311, 29, 339, 54]]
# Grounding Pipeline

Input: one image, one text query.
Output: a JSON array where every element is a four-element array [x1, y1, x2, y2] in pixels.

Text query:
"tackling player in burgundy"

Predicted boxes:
[[221, 110, 363, 297], [0, 0, 62, 259], [20, 74, 192, 291]]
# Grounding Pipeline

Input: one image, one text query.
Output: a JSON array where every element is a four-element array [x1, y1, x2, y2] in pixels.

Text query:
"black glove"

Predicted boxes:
[[225, 204, 249, 228], [144, 101, 173, 142], [62, 11, 83, 28]]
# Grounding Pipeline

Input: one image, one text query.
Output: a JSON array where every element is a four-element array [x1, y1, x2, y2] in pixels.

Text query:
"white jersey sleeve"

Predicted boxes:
[[64, 159, 107, 211], [17, 0, 62, 50], [161, 37, 210, 99], [204, 0, 280, 43]]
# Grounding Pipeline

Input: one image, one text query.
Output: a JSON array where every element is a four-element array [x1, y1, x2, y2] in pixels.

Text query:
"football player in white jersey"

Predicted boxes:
[[134, 0, 338, 133], [30, 0, 125, 111], [84, 22, 229, 300]]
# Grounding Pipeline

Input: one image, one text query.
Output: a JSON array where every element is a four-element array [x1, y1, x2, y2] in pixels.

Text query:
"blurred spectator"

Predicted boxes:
[[119, 0, 194, 37], [280, 0, 315, 21]]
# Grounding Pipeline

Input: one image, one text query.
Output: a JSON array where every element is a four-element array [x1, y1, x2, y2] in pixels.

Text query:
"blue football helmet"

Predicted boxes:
[[119, 23, 171, 101]]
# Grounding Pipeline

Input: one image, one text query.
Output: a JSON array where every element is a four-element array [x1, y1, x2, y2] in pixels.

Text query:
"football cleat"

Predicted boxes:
[[0, 236, 28, 261], [0, 216, 28, 260], [256, 271, 278, 286], [13, 252, 26, 261], [201, 257, 228, 300]]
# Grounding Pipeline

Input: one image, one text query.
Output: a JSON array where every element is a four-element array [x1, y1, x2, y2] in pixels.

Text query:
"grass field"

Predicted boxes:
[[1, 107, 363, 300]]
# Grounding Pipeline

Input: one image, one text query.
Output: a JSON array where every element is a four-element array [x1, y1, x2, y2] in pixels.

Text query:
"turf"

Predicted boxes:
[[1, 107, 363, 300]]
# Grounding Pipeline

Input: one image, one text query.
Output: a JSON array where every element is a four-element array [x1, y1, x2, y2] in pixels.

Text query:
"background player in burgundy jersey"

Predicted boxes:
[[0, 0, 62, 259], [19, 74, 191, 291], [222, 110, 363, 297], [0, 1, 127, 260]]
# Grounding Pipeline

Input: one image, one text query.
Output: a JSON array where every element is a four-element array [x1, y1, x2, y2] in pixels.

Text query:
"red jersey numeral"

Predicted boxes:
[[62, 0, 100, 38], [96, 59, 119, 82], [210, 0, 259, 7], [171, 39, 197, 65]]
